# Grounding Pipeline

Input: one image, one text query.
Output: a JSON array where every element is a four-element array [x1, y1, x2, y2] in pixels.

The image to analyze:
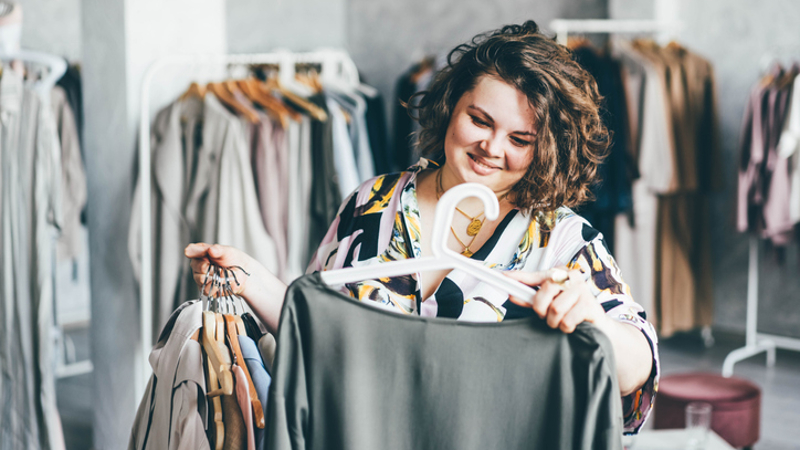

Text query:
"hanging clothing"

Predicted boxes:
[[239, 335, 271, 450], [55, 62, 83, 149], [129, 96, 204, 332], [306, 94, 341, 260], [267, 273, 624, 450], [761, 70, 796, 246], [209, 95, 279, 277], [572, 46, 635, 252], [308, 158, 659, 433], [0, 67, 66, 450], [285, 116, 313, 281], [777, 73, 800, 226], [232, 364, 256, 450], [326, 94, 360, 198], [129, 301, 209, 450], [357, 84, 391, 174], [613, 40, 720, 336], [250, 110, 289, 281], [737, 64, 794, 243], [51, 85, 86, 261]]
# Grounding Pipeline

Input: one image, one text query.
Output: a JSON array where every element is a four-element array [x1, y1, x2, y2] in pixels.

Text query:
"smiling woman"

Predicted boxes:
[[410, 21, 609, 213], [186, 19, 660, 436]]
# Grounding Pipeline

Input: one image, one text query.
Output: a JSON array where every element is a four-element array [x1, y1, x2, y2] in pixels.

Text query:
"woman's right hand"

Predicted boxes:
[[185, 243, 255, 297]]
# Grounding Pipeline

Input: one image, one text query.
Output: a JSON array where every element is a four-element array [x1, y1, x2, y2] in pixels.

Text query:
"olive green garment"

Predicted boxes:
[[266, 273, 623, 450]]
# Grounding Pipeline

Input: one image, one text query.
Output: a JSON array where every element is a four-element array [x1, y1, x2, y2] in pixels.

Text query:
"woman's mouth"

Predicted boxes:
[[468, 153, 501, 175]]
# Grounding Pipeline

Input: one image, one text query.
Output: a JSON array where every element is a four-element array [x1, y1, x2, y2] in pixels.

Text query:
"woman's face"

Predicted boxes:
[[442, 74, 536, 194]]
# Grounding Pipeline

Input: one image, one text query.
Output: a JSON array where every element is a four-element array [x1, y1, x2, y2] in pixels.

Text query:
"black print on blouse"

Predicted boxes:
[[601, 299, 623, 312], [501, 299, 536, 320], [435, 277, 464, 319], [337, 192, 383, 266], [581, 223, 600, 242], [469, 210, 518, 261]]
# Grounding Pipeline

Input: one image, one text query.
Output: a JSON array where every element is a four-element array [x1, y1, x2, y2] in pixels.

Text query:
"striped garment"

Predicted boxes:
[[308, 158, 659, 434]]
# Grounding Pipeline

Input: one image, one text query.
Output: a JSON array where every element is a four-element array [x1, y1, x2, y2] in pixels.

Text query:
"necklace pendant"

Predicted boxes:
[[467, 218, 482, 237], [462, 248, 474, 257]]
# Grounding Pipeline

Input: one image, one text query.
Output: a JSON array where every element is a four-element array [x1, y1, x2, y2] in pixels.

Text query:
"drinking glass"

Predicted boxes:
[[685, 402, 712, 449]]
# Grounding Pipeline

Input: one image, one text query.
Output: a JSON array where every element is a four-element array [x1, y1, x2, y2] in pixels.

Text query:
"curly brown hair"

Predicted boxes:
[[409, 20, 609, 214]]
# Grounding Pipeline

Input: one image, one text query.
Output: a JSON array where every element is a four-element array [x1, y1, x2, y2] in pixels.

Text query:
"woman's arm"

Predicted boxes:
[[186, 243, 287, 334]]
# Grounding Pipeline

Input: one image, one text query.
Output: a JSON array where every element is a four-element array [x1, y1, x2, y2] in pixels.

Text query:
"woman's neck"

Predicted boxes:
[[433, 165, 513, 216]]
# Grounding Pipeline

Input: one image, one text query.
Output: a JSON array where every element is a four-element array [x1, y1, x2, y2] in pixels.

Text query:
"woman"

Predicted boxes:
[[185, 20, 659, 434]]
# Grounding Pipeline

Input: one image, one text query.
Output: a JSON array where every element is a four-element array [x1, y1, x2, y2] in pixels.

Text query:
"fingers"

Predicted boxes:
[[558, 298, 592, 334], [506, 266, 600, 334], [546, 288, 581, 331], [531, 279, 562, 319], [185, 242, 211, 258], [185, 243, 249, 297]]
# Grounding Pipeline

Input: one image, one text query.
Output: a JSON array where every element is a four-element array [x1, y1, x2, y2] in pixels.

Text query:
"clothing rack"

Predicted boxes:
[[0, 50, 93, 379], [137, 49, 360, 397], [549, 19, 682, 46], [548, 17, 721, 347], [722, 51, 800, 376], [0, 50, 67, 100]]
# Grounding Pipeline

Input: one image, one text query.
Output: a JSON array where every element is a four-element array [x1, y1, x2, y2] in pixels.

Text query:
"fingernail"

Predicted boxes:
[[549, 269, 569, 283]]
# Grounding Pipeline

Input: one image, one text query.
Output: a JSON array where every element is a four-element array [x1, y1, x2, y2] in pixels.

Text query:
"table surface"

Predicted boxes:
[[626, 429, 735, 450]]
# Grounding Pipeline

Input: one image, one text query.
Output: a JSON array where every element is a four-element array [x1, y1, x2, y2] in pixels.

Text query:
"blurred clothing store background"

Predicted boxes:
[[2, 0, 800, 449]]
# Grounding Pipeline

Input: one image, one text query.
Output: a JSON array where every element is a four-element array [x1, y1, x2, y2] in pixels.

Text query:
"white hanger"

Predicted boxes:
[[319, 183, 537, 305]]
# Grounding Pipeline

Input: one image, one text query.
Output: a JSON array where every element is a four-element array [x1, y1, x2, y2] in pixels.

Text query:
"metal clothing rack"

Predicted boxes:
[[549, 19, 681, 46], [137, 49, 360, 397], [722, 49, 800, 376], [550, 18, 721, 350], [720, 218, 800, 375]]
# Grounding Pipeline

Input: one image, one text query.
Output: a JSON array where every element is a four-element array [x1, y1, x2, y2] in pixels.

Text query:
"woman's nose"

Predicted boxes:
[[479, 136, 503, 157]]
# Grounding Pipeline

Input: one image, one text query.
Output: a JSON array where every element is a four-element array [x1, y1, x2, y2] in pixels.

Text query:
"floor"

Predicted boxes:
[[56, 329, 800, 449], [651, 331, 800, 450]]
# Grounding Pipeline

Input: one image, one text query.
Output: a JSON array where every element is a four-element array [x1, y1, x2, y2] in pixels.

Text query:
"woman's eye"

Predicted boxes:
[[470, 116, 490, 127], [510, 137, 531, 147]]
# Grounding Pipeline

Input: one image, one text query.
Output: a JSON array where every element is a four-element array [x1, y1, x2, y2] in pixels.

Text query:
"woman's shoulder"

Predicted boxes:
[[532, 206, 605, 253], [346, 159, 433, 209]]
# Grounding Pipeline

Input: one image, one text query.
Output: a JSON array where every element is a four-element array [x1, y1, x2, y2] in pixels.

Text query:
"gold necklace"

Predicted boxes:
[[435, 168, 510, 238], [435, 169, 487, 257], [450, 225, 478, 257]]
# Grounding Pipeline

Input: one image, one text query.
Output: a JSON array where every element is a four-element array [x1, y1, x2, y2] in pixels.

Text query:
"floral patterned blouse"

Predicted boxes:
[[308, 158, 660, 434]]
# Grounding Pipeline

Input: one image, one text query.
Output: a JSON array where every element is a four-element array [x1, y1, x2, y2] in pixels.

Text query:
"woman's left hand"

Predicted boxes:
[[504, 267, 609, 333]]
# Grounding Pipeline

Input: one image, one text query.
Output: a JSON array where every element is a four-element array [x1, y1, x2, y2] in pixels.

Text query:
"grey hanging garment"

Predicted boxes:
[[266, 273, 623, 450]]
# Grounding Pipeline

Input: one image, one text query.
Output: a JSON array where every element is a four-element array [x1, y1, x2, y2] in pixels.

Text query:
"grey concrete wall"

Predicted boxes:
[[81, 1, 134, 445], [610, 0, 800, 339], [17, 0, 81, 59], [346, 0, 608, 125], [82, 1, 226, 447], [226, 0, 347, 52]]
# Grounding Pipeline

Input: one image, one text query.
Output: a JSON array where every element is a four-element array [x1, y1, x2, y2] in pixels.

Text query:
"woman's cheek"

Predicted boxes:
[[507, 148, 533, 172]]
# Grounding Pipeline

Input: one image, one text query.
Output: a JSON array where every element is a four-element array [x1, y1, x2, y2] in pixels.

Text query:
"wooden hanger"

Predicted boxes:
[[237, 78, 293, 128], [224, 314, 266, 429], [207, 82, 260, 123], [180, 81, 206, 101], [410, 56, 435, 85], [567, 35, 592, 50], [201, 311, 234, 397], [295, 70, 323, 93], [206, 345, 226, 449], [777, 64, 799, 89], [264, 76, 328, 122], [191, 329, 224, 450], [249, 78, 302, 123]]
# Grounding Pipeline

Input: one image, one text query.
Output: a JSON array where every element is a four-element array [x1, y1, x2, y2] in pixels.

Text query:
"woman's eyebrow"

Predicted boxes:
[[468, 105, 535, 136], [468, 105, 493, 122]]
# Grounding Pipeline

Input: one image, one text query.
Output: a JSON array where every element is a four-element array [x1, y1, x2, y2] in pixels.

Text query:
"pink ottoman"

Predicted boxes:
[[653, 373, 761, 449]]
